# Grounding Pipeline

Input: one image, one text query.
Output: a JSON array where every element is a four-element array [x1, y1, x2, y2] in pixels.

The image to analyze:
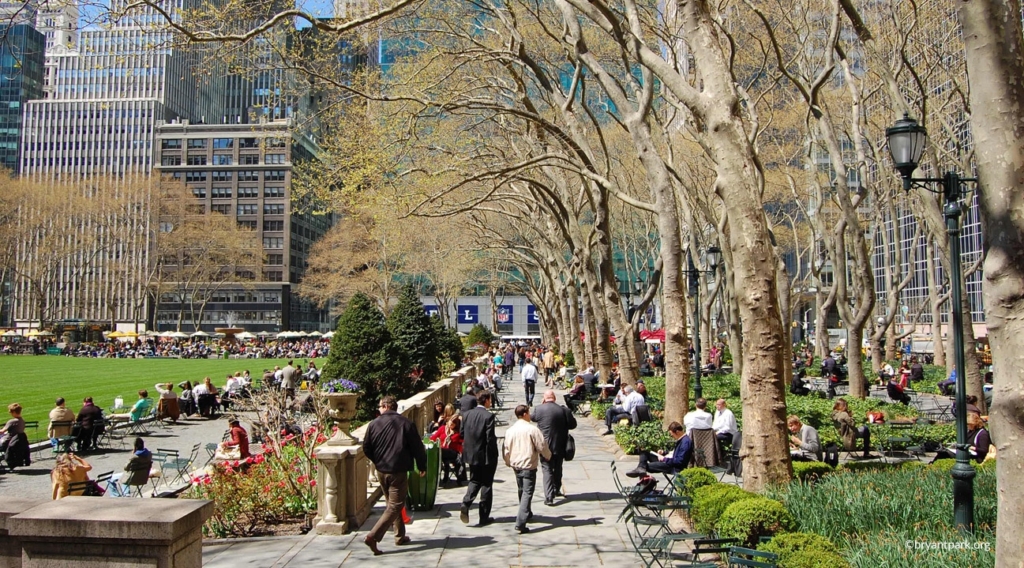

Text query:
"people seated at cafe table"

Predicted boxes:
[[109, 390, 153, 423]]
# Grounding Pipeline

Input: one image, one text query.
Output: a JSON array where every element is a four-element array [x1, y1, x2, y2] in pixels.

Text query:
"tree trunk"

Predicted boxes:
[[959, 0, 1024, 560], [927, 242, 946, 366], [815, 289, 830, 359]]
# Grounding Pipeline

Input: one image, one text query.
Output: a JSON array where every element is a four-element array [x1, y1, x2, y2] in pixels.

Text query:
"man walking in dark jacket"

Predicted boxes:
[[460, 391, 498, 526], [531, 390, 576, 505], [361, 395, 427, 555]]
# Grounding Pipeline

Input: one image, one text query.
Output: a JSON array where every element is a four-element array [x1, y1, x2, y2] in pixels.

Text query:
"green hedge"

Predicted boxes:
[[691, 484, 758, 535], [759, 532, 848, 568], [612, 420, 673, 454], [791, 462, 834, 482], [674, 468, 718, 499], [717, 498, 796, 547]]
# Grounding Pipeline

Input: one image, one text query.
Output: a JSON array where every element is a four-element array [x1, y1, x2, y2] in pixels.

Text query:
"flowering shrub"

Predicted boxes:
[[322, 378, 360, 393], [186, 427, 326, 538]]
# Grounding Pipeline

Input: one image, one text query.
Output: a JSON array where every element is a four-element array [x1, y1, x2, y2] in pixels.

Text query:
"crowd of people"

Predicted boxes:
[[28, 337, 332, 360]]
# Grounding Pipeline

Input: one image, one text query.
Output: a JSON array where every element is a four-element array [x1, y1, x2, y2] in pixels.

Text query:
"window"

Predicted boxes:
[[263, 237, 283, 249], [263, 220, 284, 231], [212, 187, 232, 198], [186, 155, 207, 165], [213, 138, 234, 149], [235, 270, 256, 281], [265, 154, 285, 164], [241, 155, 259, 165], [185, 171, 206, 182], [266, 137, 286, 148], [262, 291, 281, 302], [266, 254, 283, 265], [212, 155, 232, 165], [212, 171, 232, 182], [264, 187, 284, 198], [266, 170, 286, 181], [264, 204, 285, 215], [211, 204, 231, 214], [161, 139, 181, 149], [192, 188, 206, 198], [187, 139, 207, 149], [238, 187, 259, 198], [237, 220, 257, 230], [238, 170, 259, 181], [237, 204, 258, 215], [264, 271, 283, 282], [161, 156, 180, 166], [239, 137, 259, 148]]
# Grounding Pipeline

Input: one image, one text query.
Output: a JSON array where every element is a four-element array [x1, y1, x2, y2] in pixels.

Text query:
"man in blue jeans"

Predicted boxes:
[[626, 421, 692, 477], [503, 404, 551, 533]]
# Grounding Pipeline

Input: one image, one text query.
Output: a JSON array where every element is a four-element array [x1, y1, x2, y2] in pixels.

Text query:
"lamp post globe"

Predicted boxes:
[[885, 114, 929, 189]]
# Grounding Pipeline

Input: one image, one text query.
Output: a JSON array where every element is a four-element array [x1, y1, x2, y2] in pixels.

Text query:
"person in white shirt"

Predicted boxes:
[[520, 359, 539, 406], [478, 373, 493, 391], [683, 398, 714, 436], [602, 385, 645, 435], [502, 404, 551, 533], [712, 399, 738, 447]]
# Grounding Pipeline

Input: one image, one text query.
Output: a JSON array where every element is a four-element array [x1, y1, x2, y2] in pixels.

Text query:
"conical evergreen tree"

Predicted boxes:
[[387, 284, 441, 392], [322, 292, 409, 417], [431, 314, 465, 370]]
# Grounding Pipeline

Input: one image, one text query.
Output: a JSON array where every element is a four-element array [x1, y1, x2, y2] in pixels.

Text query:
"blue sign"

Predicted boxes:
[[497, 305, 514, 324], [423, 304, 439, 318], [457, 305, 479, 324], [527, 305, 540, 324]]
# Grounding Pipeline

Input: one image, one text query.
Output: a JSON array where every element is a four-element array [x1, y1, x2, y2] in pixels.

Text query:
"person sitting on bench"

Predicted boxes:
[[625, 421, 692, 477]]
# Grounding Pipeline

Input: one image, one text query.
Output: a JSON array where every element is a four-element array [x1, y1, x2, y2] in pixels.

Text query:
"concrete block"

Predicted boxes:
[[9, 497, 212, 568], [0, 499, 44, 568]]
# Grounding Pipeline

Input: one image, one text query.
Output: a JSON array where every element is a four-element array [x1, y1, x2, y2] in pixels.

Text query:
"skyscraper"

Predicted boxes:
[[0, 22, 44, 173]]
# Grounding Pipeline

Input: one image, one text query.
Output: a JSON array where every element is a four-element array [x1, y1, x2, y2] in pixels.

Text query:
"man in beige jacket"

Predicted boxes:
[[542, 349, 556, 386], [503, 404, 551, 533]]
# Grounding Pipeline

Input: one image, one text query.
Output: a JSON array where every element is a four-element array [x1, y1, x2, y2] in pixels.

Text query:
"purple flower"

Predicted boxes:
[[323, 378, 360, 393]]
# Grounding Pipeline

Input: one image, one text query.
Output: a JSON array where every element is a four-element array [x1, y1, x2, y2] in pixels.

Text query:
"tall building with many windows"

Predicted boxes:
[[0, 22, 44, 173], [153, 119, 333, 332], [10, 0, 223, 329]]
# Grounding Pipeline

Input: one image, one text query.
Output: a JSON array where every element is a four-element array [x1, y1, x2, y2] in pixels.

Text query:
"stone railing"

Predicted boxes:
[[313, 365, 477, 535], [0, 497, 211, 568]]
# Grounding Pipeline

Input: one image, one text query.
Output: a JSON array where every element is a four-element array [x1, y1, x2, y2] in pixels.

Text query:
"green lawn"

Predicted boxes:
[[0, 356, 321, 438]]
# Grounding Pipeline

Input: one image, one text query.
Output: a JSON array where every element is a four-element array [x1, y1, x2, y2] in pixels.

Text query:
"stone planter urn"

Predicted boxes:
[[325, 392, 359, 446]]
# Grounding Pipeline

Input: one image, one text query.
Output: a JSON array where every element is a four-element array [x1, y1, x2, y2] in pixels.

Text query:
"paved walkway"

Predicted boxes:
[[202, 371, 639, 567]]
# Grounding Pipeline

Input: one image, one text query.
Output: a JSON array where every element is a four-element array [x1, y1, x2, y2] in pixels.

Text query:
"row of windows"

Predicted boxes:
[[160, 137, 286, 150], [178, 170, 287, 182], [162, 154, 285, 166], [193, 187, 284, 199]]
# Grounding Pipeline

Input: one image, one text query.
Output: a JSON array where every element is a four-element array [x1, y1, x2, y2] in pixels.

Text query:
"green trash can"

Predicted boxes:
[[407, 439, 440, 511]]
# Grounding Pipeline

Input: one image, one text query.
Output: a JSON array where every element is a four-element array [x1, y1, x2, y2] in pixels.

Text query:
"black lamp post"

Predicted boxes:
[[686, 246, 722, 401], [886, 113, 976, 532]]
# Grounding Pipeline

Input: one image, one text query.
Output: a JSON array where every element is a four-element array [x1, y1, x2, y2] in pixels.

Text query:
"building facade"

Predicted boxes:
[[153, 119, 333, 332], [0, 22, 44, 173]]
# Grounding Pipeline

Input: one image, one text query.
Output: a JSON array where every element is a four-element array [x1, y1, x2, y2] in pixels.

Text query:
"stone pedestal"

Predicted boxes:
[[314, 444, 371, 535], [0, 499, 44, 568], [8, 497, 212, 568]]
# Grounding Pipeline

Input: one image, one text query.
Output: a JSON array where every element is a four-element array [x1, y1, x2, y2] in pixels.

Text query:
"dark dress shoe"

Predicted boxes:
[[625, 467, 647, 478], [395, 536, 412, 546], [544, 499, 555, 506], [479, 517, 495, 526], [515, 525, 531, 533], [363, 536, 382, 556]]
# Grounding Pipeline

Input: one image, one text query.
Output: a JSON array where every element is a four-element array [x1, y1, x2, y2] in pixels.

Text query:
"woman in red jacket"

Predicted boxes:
[[430, 415, 465, 484]]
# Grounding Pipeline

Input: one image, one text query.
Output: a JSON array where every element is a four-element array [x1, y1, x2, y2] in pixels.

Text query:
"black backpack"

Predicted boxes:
[[823, 443, 840, 468]]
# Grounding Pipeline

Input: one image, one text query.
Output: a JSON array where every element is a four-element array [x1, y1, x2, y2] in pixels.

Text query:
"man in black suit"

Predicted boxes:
[[459, 384, 480, 413], [460, 390, 498, 526], [531, 390, 576, 505]]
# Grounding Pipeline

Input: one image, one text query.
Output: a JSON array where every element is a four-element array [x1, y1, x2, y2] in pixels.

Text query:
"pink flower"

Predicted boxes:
[[310, 480, 317, 487]]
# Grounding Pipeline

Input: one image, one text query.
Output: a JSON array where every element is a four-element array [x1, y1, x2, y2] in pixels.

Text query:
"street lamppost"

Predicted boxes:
[[886, 113, 976, 532], [686, 246, 723, 401]]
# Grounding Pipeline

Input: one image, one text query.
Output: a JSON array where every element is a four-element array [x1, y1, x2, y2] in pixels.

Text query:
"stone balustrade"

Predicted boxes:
[[313, 365, 476, 535]]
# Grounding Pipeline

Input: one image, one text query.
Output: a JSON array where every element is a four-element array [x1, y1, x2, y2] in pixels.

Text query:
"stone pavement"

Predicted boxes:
[[202, 371, 640, 567]]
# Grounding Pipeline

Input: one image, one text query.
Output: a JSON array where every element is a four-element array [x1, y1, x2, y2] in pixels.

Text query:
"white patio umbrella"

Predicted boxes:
[[159, 331, 176, 338], [257, 331, 273, 337], [191, 330, 210, 338], [277, 331, 299, 339], [236, 331, 255, 340], [307, 331, 322, 337], [322, 331, 335, 338], [170, 331, 189, 339], [296, 331, 308, 337]]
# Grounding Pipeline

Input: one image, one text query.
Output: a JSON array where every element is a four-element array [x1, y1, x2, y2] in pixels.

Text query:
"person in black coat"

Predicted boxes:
[[75, 397, 105, 452], [531, 390, 577, 505], [790, 369, 811, 396], [460, 391, 498, 526], [361, 395, 427, 555], [459, 384, 480, 413]]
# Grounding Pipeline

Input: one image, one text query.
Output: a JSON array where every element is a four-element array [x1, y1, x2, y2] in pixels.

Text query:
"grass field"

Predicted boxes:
[[0, 356, 319, 438]]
